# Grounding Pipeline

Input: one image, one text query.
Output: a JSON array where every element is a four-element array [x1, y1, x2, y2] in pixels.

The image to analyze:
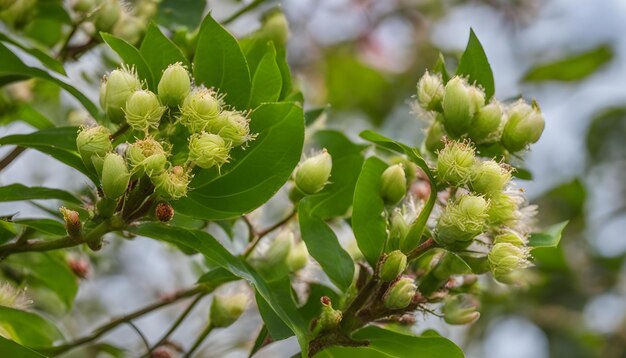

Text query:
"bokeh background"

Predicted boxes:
[[1, 0, 626, 357]]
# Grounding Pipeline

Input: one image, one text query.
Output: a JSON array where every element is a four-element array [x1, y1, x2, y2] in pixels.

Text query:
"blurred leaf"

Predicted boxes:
[[0, 306, 62, 347], [255, 278, 296, 340], [456, 29, 495, 99], [196, 267, 239, 288], [458, 253, 490, 274], [534, 179, 586, 223], [352, 326, 464, 358], [139, 23, 189, 82], [15, 105, 56, 129], [511, 167, 533, 180], [13, 218, 65, 237], [523, 45, 613, 82], [0, 336, 46, 357], [156, 0, 206, 29], [0, 184, 80, 204], [316, 347, 395, 357], [586, 107, 626, 162], [0, 33, 65, 75], [433, 53, 450, 83], [529, 221, 569, 248], [176, 102, 304, 220], [249, 43, 282, 107], [304, 107, 327, 126], [101, 33, 155, 89]]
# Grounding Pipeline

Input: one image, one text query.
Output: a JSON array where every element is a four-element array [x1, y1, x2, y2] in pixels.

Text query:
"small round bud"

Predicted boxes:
[[488, 242, 530, 284], [425, 120, 446, 153], [389, 210, 409, 251], [259, 11, 289, 46], [101, 153, 131, 199], [124, 90, 166, 132], [72, 0, 95, 14], [209, 111, 253, 147], [494, 229, 526, 247], [380, 250, 408, 282], [436, 195, 489, 247], [383, 277, 417, 310], [442, 77, 479, 137], [501, 100, 545, 152], [467, 85, 485, 114], [486, 192, 518, 226], [158, 63, 191, 108], [67, 257, 90, 279], [126, 137, 168, 177], [286, 241, 309, 272], [152, 166, 190, 200], [135, 0, 158, 21], [435, 140, 475, 186], [112, 14, 145, 45], [314, 296, 342, 333], [442, 294, 480, 325], [94, 0, 122, 32], [417, 71, 444, 111], [468, 100, 503, 143], [187, 132, 231, 170], [252, 231, 294, 281], [179, 87, 221, 133], [102, 67, 142, 123], [60, 207, 82, 240], [469, 160, 511, 196], [294, 150, 332, 195], [209, 293, 247, 328], [155, 202, 174, 222], [380, 164, 407, 205], [389, 156, 418, 184], [76, 126, 113, 172]]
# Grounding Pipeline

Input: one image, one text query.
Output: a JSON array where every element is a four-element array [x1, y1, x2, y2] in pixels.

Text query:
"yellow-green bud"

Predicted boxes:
[[134, 0, 158, 21], [152, 165, 190, 200], [380, 250, 408, 282], [383, 277, 417, 310], [501, 100, 545, 152], [0, 0, 35, 28], [467, 100, 503, 143], [425, 120, 446, 153], [467, 85, 485, 114], [112, 14, 146, 45], [286, 241, 309, 272], [76, 126, 113, 173], [252, 231, 293, 281], [208, 111, 253, 147], [94, 0, 122, 32], [187, 133, 231, 170], [209, 294, 247, 328], [72, 0, 94, 14], [294, 150, 332, 195], [442, 77, 479, 137], [494, 229, 526, 247], [389, 209, 409, 251], [126, 137, 168, 177], [442, 294, 480, 325], [60, 207, 82, 240], [124, 90, 166, 132], [101, 152, 130, 199], [417, 71, 444, 111], [469, 160, 511, 196], [158, 63, 191, 108], [102, 67, 142, 123], [487, 192, 518, 226], [435, 140, 475, 186], [389, 156, 418, 184], [314, 296, 342, 333], [259, 11, 289, 47], [179, 87, 221, 133], [488, 242, 530, 284], [380, 164, 407, 205], [436, 195, 489, 247]]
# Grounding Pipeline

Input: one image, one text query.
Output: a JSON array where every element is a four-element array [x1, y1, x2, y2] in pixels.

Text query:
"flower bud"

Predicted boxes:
[[467, 85, 485, 114], [389, 209, 409, 251], [442, 77, 479, 137], [259, 11, 289, 47], [425, 120, 446, 153], [208, 111, 253, 147], [442, 294, 480, 325], [0, 0, 34, 28], [76, 126, 113, 172], [102, 67, 142, 123], [294, 150, 332, 195], [152, 166, 190, 200], [380, 164, 407, 205], [155, 202, 174, 222], [187, 133, 231, 170], [72, 0, 95, 13], [486, 192, 518, 226], [469, 160, 511, 196], [417, 71, 444, 111], [383, 277, 417, 310], [286, 241, 309, 272], [101, 152, 130, 199], [436, 195, 489, 247], [60, 207, 82, 240], [494, 229, 526, 247], [488, 242, 530, 284], [209, 293, 247, 328], [179, 87, 221, 133], [158, 63, 191, 108], [467, 100, 503, 143], [380, 250, 408, 282], [501, 100, 545, 152], [94, 0, 122, 33], [126, 137, 168, 177], [314, 296, 342, 333], [112, 14, 145, 45], [435, 140, 475, 186], [124, 90, 166, 131], [389, 156, 418, 184]]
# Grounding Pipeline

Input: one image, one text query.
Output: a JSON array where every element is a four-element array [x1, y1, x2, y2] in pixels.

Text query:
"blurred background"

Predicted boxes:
[[1, 0, 626, 357]]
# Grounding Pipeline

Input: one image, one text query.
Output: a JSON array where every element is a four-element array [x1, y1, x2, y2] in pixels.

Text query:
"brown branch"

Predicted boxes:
[[0, 147, 26, 172]]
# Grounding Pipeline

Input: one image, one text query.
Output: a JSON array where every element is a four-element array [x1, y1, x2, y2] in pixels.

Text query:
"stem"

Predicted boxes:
[[184, 323, 214, 358], [242, 210, 296, 258], [0, 147, 26, 172], [222, 0, 268, 25], [338, 277, 380, 334], [56, 23, 79, 60], [407, 237, 436, 260]]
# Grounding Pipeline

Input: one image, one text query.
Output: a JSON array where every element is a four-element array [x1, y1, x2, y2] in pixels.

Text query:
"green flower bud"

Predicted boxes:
[[158, 63, 191, 108], [380, 250, 408, 282], [488, 242, 530, 284], [383, 277, 417, 310], [389, 156, 418, 184], [389, 209, 409, 251], [436, 195, 489, 247], [208, 111, 254, 147], [417, 71, 444, 111], [314, 296, 342, 334], [436, 140, 475, 186], [425, 120, 446, 154], [380, 164, 407, 205], [467, 100, 503, 143], [467, 85, 485, 114], [99, 79, 107, 109], [179, 87, 221, 133], [134, 0, 158, 21], [112, 14, 145, 45], [487, 192, 518, 226], [0, 0, 35, 28], [442, 294, 480, 325], [126, 137, 168, 177], [209, 294, 247, 328], [259, 11, 289, 47], [252, 231, 293, 281], [60, 207, 82, 240], [501, 100, 545, 152], [76, 126, 113, 172], [71, 0, 94, 14], [102, 67, 142, 123], [187, 132, 231, 170], [101, 153, 130, 199], [286, 241, 309, 272], [442, 77, 479, 137], [152, 166, 190, 200], [124, 90, 166, 132], [294, 150, 332, 195], [494, 229, 526, 247], [94, 0, 122, 32], [469, 160, 511, 196]]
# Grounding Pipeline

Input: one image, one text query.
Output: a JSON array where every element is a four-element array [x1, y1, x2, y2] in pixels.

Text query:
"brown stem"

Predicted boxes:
[[0, 147, 26, 172], [242, 209, 296, 258], [407, 237, 436, 260]]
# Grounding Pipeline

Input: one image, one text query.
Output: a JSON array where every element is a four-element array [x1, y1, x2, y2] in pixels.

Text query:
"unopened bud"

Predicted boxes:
[[179, 87, 221, 133], [435, 140, 475, 186], [488, 242, 530, 284], [380, 164, 407, 205], [389, 156, 418, 184], [60, 207, 82, 240], [380, 250, 408, 282], [501, 100, 545, 152], [425, 120, 446, 153], [124, 90, 166, 131], [155, 202, 174, 222], [383, 277, 417, 310], [259, 11, 289, 46], [67, 257, 90, 279], [417, 71, 444, 111], [158, 63, 191, 108], [294, 150, 332, 195], [127, 137, 168, 177], [287, 241, 309, 272], [442, 294, 480, 325], [208, 111, 254, 147], [112, 14, 145, 45], [494, 229, 526, 247], [486, 192, 518, 226], [76, 126, 113, 173], [94, 0, 122, 33], [468, 100, 503, 143], [389, 210, 409, 251], [442, 77, 481, 137], [102, 66, 142, 123], [72, 0, 95, 13], [252, 231, 293, 281], [152, 165, 190, 200], [101, 153, 130, 199], [188, 132, 231, 170], [210, 293, 247, 328], [314, 296, 342, 333], [469, 160, 511, 196], [436, 195, 489, 247]]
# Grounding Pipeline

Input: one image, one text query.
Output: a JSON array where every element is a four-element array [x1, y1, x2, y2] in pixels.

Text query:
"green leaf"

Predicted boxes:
[[523, 45, 613, 82], [175, 102, 304, 220], [0, 336, 46, 358], [13, 218, 66, 237], [456, 29, 495, 99], [528, 221, 569, 248], [315, 347, 395, 358], [352, 157, 388, 266], [0, 306, 62, 348], [130, 223, 309, 353], [304, 107, 328, 126], [15, 104, 56, 129], [255, 278, 297, 340], [101, 32, 155, 89], [352, 326, 464, 358], [196, 267, 239, 288], [0, 33, 66, 75], [298, 199, 355, 292], [457, 253, 490, 274], [418, 249, 472, 295], [155, 0, 206, 29], [249, 43, 282, 107], [433, 53, 450, 83], [139, 23, 189, 82], [0, 184, 81, 204], [193, 14, 251, 109]]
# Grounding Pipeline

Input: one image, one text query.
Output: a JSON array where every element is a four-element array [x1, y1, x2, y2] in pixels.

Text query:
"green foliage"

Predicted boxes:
[[456, 29, 495, 99], [524, 45, 613, 82]]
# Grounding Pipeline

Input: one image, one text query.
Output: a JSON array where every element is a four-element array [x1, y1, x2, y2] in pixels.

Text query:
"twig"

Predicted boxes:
[[0, 147, 26, 172], [407, 237, 437, 260], [184, 323, 214, 358], [222, 0, 269, 25], [126, 321, 151, 352], [242, 209, 296, 258]]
